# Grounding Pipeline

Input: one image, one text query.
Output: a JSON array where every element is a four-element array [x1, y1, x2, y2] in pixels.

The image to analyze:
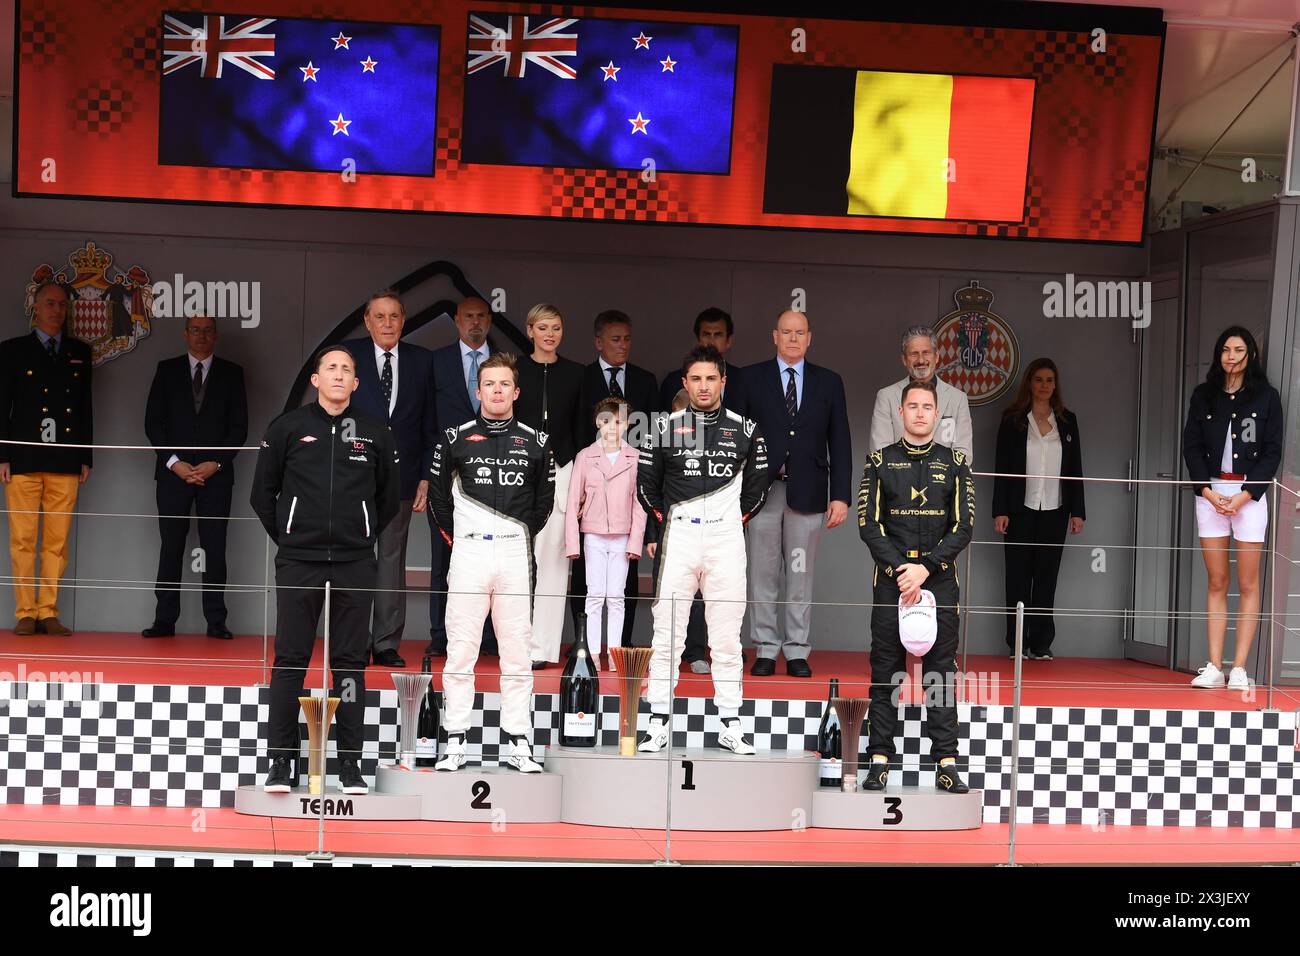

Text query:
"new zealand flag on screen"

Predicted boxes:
[[158, 13, 440, 176], [460, 14, 738, 174]]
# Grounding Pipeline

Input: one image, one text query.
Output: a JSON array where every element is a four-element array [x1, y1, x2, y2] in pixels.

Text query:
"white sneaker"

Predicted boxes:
[[717, 719, 755, 756], [435, 735, 468, 771], [1227, 667, 1251, 691], [504, 738, 543, 773], [1191, 663, 1226, 688], [637, 716, 670, 753]]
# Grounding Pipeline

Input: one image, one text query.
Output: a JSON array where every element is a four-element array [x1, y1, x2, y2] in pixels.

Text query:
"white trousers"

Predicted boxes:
[[444, 535, 534, 737], [584, 532, 630, 652], [647, 516, 746, 716], [530, 461, 572, 663]]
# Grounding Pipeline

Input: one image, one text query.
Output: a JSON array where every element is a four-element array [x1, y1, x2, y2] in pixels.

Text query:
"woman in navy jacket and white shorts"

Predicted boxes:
[[1181, 326, 1282, 691]]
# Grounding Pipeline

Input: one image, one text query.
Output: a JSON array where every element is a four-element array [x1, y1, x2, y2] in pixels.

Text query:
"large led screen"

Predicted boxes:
[[13, 1, 1164, 243]]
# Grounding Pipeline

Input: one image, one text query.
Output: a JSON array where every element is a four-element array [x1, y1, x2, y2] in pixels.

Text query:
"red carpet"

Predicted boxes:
[[0, 804, 1296, 865], [0, 631, 1293, 710]]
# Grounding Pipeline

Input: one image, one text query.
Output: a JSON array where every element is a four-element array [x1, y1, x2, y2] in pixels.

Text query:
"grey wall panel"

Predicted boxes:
[[0, 189, 1145, 655]]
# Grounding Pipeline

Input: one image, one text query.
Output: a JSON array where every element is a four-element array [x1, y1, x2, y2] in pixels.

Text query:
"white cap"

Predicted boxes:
[[898, 590, 938, 655]]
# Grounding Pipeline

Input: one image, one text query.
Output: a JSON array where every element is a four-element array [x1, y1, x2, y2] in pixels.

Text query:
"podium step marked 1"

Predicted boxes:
[[544, 745, 820, 831]]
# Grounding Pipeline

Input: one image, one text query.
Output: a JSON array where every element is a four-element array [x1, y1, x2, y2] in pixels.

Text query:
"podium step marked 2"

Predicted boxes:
[[374, 764, 563, 823], [812, 785, 984, 830], [544, 745, 820, 831]]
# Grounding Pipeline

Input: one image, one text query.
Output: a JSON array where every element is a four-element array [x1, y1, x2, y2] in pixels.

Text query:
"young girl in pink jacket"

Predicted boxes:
[[566, 397, 647, 670]]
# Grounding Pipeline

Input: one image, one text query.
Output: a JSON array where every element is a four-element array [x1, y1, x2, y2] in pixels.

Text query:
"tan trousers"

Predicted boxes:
[[6, 472, 79, 621]]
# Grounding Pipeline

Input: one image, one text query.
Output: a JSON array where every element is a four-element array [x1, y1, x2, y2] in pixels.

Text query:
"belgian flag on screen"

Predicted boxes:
[[763, 65, 1035, 221]]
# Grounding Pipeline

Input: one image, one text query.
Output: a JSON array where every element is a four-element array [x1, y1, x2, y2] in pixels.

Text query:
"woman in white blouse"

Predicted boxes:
[[992, 359, 1086, 660]]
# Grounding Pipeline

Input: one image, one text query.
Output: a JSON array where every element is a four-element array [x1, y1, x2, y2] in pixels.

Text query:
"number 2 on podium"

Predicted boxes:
[[470, 780, 492, 809]]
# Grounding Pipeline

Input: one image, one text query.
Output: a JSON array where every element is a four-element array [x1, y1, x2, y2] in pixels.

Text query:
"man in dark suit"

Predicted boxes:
[[0, 282, 94, 636], [656, 307, 748, 675], [657, 307, 747, 414], [142, 314, 248, 639], [741, 310, 851, 678], [343, 288, 437, 667], [574, 310, 657, 646], [427, 296, 497, 656]]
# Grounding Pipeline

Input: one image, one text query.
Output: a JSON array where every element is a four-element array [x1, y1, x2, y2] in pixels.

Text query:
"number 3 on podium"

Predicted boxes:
[[883, 797, 902, 825]]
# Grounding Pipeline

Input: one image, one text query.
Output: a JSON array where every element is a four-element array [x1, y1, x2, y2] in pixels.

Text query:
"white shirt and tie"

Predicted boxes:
[[1023, 410, 1063, 510], [461, 341, 489, 412], [374, 343, 398, 417], [598, 356, 626, 396], [165, 353, 214, 470]]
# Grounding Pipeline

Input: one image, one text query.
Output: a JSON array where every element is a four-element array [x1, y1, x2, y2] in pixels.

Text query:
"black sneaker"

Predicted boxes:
[[861, 760, 889, 792], [263, 756, 294, 793], [339, 759, 369, 795], [935, 763, 969, 794]]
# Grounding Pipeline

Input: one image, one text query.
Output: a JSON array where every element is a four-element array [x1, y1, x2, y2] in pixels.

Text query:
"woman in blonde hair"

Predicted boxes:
[[514, 303, 586, 669]]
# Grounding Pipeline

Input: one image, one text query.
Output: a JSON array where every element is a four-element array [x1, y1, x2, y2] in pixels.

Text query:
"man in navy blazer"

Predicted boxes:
[[142, 314, 248, 639], [343, 288, 437, 668], [740, 310, 851, 678], [426, 296, 498, 656]]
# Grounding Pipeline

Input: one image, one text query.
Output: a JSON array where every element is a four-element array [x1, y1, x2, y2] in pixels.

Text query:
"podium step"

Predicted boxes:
[[812, 785, 984, 830], [374, 763, 563, 823], [233, 786, 422, 820], [545, 744, 819, 830]]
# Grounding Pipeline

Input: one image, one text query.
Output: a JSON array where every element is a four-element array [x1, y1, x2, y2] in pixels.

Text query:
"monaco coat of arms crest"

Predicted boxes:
[[25, 241, 154, 366]]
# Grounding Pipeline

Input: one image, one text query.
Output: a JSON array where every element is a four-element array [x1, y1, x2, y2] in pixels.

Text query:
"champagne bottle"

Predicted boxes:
[[559, 617, 600, 747], [817, 678, 842, 788], [414, 655, 440, 767]]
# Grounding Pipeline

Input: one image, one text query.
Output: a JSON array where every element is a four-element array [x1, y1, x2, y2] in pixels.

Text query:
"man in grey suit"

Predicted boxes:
[[742, 311, 852, 678], [869, 325, 973, 461]]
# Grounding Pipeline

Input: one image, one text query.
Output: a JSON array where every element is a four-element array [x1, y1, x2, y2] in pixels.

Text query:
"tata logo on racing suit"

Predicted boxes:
[[498, 469, 526, 486], [684, 458, 700, 471], [476, 467, 491, 477]]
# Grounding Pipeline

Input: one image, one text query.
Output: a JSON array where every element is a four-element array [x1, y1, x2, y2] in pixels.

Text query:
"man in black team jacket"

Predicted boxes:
[[857, 379, 974, 795], [251, 345, 400, 795]]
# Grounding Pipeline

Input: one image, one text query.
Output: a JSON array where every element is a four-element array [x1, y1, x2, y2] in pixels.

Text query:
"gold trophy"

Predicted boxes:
[[834, 698, 869, 793], [298, 695, 341, 795], [610, 646, 653, 756]]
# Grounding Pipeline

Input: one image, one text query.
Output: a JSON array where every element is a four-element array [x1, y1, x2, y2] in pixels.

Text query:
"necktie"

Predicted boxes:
[[45, 336, 57, 360], [192, 361, 204, 411], [468, 349, 481, 413], [608, 366, 624, 398], [785, 367, 798, 419], [380, 351, 394, 412]]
